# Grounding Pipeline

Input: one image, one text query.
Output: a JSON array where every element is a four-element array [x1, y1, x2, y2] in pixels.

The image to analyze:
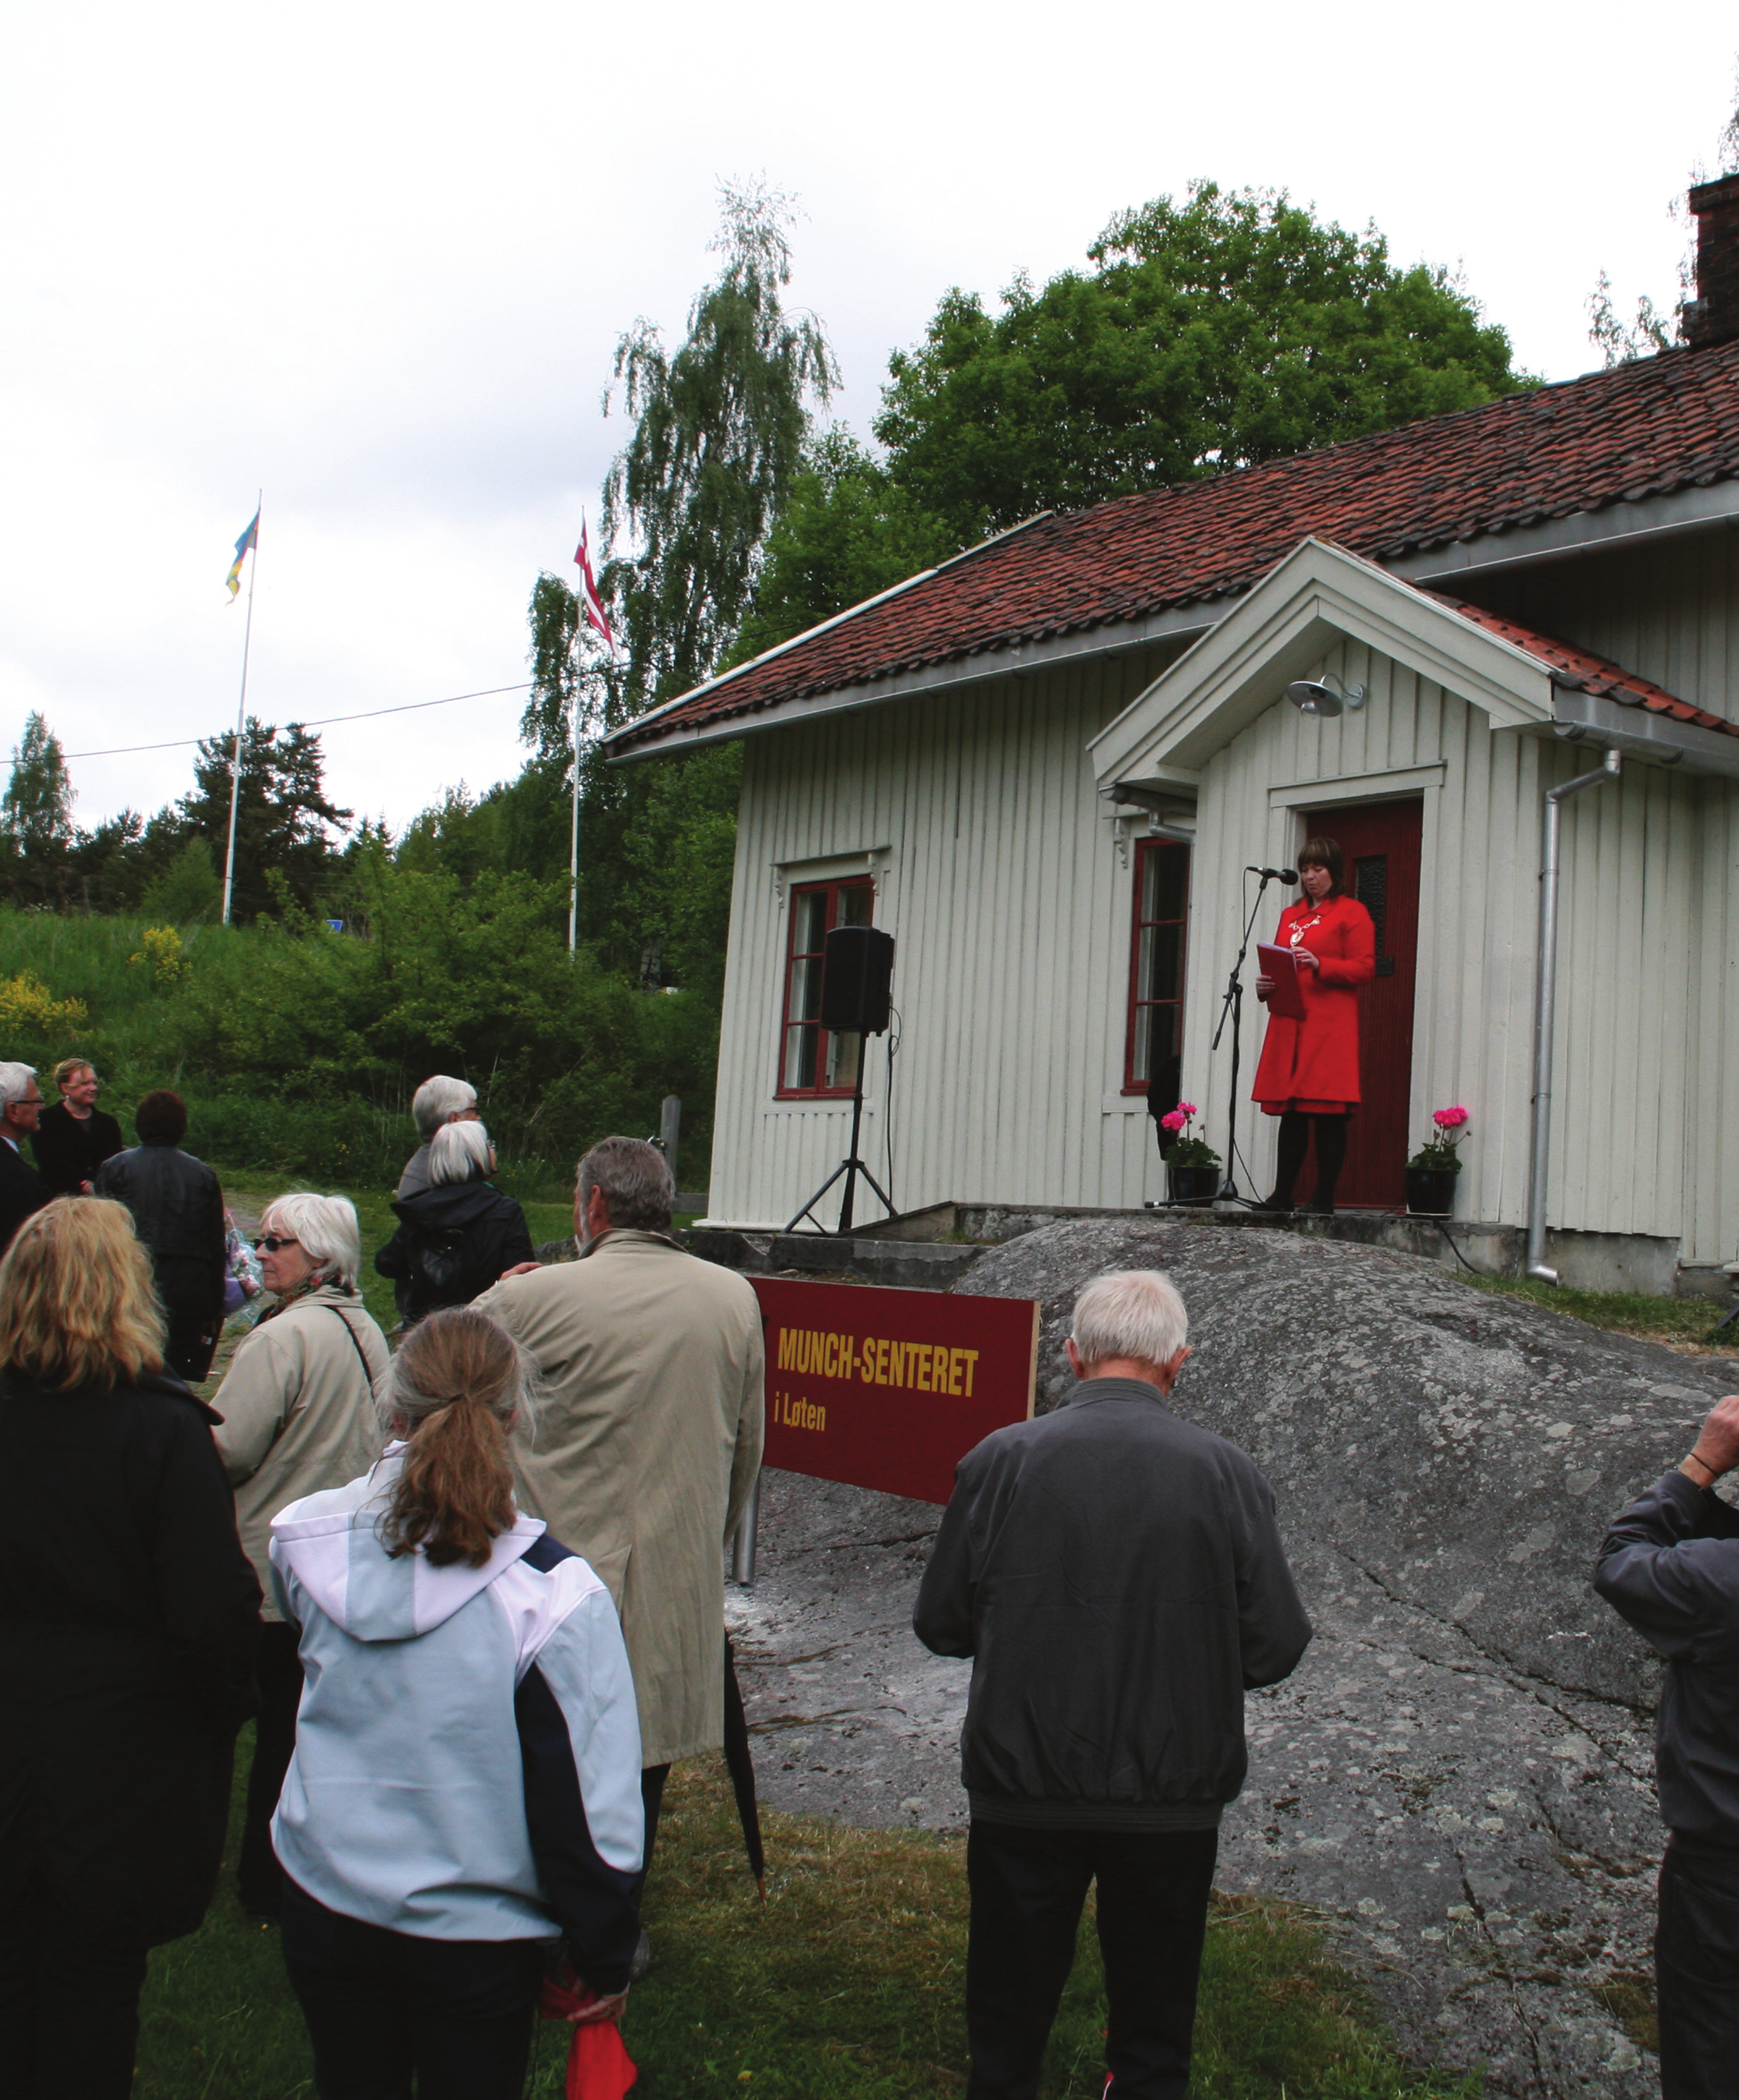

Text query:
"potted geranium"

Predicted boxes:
[[1406, 1105, 1469, 1216], [1159, 1102, 1221, 1205]]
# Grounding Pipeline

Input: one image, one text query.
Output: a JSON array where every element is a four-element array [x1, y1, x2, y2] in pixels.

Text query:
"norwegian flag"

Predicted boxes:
[[573, 518, 616, 649]]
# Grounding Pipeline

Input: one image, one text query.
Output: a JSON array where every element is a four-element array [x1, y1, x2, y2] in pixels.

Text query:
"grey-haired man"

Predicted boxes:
[[915, 1268, 1311, 2100], [0, 1063, 49, 1250]]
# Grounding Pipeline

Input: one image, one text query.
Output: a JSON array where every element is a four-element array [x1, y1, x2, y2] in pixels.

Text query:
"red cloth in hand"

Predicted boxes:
[[539, 1971, 637, 2099]]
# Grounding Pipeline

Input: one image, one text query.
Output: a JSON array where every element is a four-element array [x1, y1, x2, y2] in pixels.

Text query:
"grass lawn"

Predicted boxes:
[[137, 1751, 1473, 2100], [1457, 1272, 1739, 1355]]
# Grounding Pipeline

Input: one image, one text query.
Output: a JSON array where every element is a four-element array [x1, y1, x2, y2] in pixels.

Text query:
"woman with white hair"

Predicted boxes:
[[211, 1192, 391, 1921], [375, 1120, 536, 1325]]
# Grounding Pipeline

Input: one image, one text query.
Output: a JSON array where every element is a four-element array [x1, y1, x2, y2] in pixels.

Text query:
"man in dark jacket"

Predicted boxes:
[[94, 1091, 227, 1382], [1594, 1392, 1739, 2099], [0, 1063, 50, 1251], [914, 1267, 1311, 2100]]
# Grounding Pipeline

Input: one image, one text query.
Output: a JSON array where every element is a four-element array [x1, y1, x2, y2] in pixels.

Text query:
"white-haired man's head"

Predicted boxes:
[[1065, 1269, 1191, 1394], [411, 1074, 478, 1140], [429, 1119, 493, 1187]]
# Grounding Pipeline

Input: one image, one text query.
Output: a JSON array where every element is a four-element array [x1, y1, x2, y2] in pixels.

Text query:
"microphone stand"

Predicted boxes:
[[1208, 872, 1276, 1204]]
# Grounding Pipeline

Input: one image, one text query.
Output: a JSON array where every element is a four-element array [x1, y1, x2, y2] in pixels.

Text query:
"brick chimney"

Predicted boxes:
[[1686, 173, 1739, 349]]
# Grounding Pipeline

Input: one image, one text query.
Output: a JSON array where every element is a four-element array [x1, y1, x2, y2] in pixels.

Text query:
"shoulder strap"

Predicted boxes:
[[327, 1307, 376, 1394]]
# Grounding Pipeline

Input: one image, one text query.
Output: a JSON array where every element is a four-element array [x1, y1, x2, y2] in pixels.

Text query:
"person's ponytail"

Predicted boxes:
[[378, 1306, 530, 1569]]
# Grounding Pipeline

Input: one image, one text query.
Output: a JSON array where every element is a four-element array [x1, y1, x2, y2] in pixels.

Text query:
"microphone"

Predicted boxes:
[[1247, 865, 1299, 883]]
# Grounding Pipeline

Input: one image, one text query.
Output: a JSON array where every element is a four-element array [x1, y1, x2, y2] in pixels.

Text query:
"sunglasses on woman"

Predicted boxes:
[[252, 1235, 301, 1254]]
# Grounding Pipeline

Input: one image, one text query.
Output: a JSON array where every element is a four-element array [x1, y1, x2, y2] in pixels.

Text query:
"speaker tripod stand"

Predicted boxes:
[[784, 1044, 896, 1236]]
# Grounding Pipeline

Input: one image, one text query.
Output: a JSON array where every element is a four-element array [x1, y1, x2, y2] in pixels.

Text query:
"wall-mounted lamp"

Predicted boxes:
[[1286, 671, 1366, 718]]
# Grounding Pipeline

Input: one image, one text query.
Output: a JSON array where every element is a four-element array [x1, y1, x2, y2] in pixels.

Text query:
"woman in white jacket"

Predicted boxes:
[[269, 1306, 643, 2099]]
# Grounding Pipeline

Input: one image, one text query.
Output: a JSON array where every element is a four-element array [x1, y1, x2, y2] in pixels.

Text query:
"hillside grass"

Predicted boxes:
[[1458, 1273, 1739, 1355], [137, 1756, 1474, 2100], [0, 901, 715, 1199]]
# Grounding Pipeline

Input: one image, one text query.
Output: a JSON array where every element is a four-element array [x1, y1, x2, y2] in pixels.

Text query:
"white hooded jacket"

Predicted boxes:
[[269, 1450, 643, 1987]]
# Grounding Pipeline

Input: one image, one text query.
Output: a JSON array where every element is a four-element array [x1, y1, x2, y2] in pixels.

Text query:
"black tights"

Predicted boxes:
[[1270, 1112, 1348, 1210]]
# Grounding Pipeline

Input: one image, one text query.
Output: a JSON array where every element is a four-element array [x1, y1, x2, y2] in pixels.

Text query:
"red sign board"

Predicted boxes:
[[752, 1275, 1040, 1505]]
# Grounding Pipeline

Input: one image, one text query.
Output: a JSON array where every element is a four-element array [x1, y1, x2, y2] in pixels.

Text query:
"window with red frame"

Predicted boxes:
[[1125, 839, 1190, 1103], [779, 878, 875, 1095]]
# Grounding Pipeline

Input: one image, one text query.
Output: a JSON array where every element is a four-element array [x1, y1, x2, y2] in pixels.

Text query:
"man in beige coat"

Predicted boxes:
[[474, 1136, 763, 1887]]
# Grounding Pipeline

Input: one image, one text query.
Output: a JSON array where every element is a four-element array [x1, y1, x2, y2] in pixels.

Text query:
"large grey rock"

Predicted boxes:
[[961, 1216, 1729, 1710], [729, 1218, 1739, 2097]]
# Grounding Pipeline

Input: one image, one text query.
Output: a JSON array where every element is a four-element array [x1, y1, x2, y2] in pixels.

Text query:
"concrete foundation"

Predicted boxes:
[[685, 1202, 1736, 1301]]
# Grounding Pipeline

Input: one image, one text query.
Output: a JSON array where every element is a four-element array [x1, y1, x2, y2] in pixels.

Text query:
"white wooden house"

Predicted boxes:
[[605, 176, 1739, 1295]]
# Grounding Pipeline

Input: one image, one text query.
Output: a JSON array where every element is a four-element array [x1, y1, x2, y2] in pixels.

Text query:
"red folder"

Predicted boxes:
[[1257, 943, 1307, 1022]]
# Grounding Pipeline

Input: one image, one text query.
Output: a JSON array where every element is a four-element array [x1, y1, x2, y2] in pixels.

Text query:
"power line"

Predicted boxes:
[[63, 681, 535, 761]]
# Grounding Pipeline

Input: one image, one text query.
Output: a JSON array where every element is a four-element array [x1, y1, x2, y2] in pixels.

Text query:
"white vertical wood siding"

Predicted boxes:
[[1473, 527, 1739, 726], [1176, 638, 1719, 1251], [707, 653, 1183, 1227]]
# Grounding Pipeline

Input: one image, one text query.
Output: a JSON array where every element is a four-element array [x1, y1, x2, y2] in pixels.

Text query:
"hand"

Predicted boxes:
[[1255, 975, 1274, 1000], [1293, 946, 1322, 975], [1685, 1396, 1739, 1481], [498, 1261, 541, 1280], [567, 1987, 628, 2026], [79, 1179, 94, 1194]]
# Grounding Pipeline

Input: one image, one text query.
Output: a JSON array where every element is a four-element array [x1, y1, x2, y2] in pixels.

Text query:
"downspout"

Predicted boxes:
[[1525, 745, 1622, 1282]]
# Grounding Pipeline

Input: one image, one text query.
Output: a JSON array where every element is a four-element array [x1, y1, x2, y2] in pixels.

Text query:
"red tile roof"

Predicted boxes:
[[612, 337, 1739, 752], [1425, 589, 1739, 738]]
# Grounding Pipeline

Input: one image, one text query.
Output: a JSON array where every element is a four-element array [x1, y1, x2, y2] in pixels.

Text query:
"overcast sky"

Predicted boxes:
[[3, 0, 1734, 837]]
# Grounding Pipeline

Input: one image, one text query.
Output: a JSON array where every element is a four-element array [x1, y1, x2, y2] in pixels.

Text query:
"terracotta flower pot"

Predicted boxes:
[[1405, 1167, 1460, 1217]]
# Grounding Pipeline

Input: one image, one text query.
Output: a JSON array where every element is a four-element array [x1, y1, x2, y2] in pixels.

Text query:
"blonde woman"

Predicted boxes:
[[211, 1191, 391, 1922], [270, 1307, 642, 2098], [0, 1199, 261, 2099]]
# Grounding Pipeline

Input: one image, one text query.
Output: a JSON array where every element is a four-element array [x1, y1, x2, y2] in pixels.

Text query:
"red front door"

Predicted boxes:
[[1298, 798, 1422, 1209]]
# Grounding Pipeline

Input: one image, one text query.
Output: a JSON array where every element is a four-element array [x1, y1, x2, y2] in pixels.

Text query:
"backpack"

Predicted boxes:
[[411, 1225, 474, 1307]]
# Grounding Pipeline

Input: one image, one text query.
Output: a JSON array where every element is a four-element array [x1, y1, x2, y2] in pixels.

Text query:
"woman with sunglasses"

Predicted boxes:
[[211, 1193, 390, 1922]]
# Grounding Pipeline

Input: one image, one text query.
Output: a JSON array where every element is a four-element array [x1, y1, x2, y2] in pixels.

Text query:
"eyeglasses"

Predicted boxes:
[[252, 1235, 301, 1254]]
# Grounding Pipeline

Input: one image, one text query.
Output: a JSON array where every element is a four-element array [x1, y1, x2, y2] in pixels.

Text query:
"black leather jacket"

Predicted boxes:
[[94, 1142, 226, 1315]]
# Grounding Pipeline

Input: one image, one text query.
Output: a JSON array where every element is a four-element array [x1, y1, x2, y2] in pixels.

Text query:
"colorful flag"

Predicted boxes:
[[573, 518, 615, 648], [226, 507, 260, 601]]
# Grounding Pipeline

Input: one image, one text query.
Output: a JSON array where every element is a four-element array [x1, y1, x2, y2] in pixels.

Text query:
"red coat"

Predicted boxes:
[[1251, 893, 1376, 1112]]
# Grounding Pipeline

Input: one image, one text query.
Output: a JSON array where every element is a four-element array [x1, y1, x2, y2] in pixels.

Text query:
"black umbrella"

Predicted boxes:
[[721, 1635, 766, 1898]]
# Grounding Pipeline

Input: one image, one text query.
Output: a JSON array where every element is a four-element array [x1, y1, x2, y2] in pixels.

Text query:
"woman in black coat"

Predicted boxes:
[[0, 1198, 262, 2099], [30, 1058, 125, 1197], [375, 1119, 536, 1323]]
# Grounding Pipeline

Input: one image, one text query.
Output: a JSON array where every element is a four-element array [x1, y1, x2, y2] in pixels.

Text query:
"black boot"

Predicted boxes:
[[1262, 1112, 1310, 1213], [1299, 1115, 1348, 1213]]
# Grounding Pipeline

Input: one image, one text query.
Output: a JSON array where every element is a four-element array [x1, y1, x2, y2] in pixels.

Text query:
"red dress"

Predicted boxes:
[[1251, 893, 1376, 1115]]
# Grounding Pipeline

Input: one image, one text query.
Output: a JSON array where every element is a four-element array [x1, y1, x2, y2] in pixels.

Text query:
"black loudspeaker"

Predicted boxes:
[[819, 925, 895, 1035]]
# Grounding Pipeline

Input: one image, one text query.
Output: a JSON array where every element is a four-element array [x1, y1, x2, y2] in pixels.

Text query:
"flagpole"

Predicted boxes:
[[568, 679, 581, 959], [220, 491, 261, 928]]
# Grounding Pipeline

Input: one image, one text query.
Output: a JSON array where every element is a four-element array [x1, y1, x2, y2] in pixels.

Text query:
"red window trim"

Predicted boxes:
[[777, 876, 875, 1098], [1122, 837, 1191, 1095]]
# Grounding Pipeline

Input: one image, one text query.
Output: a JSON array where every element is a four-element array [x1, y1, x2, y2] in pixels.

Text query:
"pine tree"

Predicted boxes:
[[1, 713, 76, 904]]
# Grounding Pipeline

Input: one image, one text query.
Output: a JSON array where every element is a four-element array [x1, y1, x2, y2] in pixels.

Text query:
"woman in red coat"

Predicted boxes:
[[1251, 837, 1376, 1213]]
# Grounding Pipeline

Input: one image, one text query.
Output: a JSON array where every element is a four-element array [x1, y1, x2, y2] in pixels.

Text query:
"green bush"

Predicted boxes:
[[0, 859, 719, 1192]]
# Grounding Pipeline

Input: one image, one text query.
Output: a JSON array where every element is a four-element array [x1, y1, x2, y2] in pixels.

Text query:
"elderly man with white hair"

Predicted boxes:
[[914, 1267, 1312, 2100], [0, 1060, 49, 1249], [211, 1192, 391, 1922], [395, 1074, 480, 1200]]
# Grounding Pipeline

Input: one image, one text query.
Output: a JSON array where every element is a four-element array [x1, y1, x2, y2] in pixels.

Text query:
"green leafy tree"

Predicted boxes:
[[179, 718, 352, 924], [724, 429, 956, 668], [875, 180, 1535, 543], [595, 177, 840, 720], [140, 836, 222, 925]]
